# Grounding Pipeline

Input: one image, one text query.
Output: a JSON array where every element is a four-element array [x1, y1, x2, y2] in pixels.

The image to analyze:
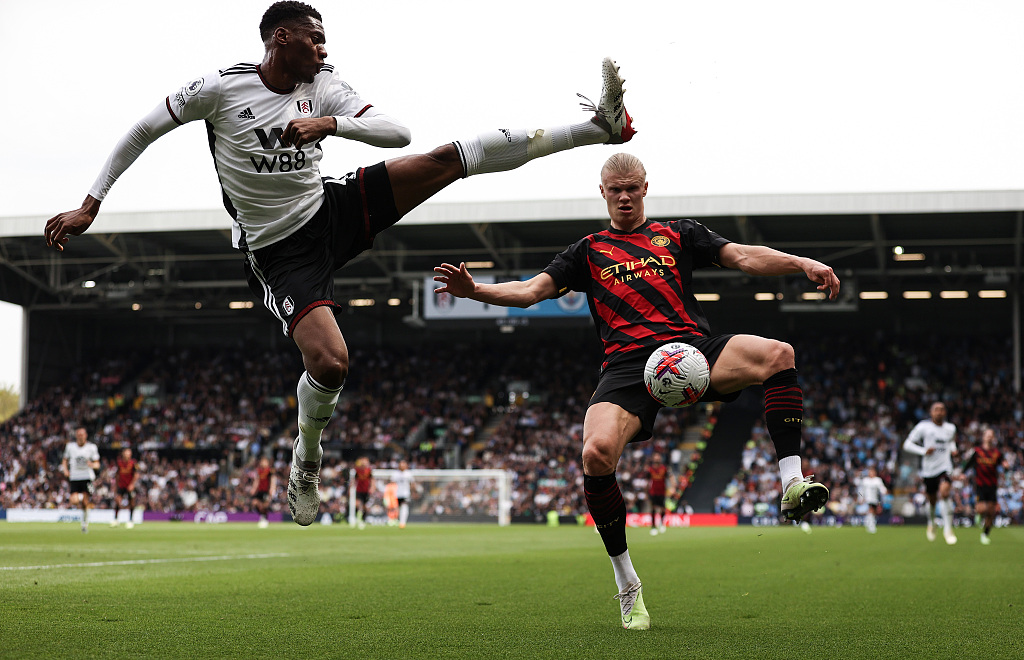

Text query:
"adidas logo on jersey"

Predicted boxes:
[[237, 107, 255, 120]]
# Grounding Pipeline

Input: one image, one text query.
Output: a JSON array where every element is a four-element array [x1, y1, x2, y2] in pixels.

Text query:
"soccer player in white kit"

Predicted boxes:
[[44, 2, 636, 527], [856, 464, 887, 534], [393, 460, 414, 529], [902, 401, 958, 544], [61, 426, 101, 533]]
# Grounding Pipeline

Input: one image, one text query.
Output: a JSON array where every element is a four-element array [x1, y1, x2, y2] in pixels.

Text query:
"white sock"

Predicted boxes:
[[779, 456, 804, 490], [927, 502, 936, 526], [941, 498, 954, 530], [295, 371, 342, 463], [865, 511, 876, 531], [399, 503, 409, 526], [455, 121, 606, 178], [610, 549, 640, 592]]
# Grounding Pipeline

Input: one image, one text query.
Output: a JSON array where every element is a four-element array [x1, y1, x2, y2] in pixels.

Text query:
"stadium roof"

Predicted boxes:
[[1, 190, 1020, 313]]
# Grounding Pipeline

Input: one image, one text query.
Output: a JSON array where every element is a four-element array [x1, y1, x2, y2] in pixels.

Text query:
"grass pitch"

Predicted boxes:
[[1, 522, 1021, 659]]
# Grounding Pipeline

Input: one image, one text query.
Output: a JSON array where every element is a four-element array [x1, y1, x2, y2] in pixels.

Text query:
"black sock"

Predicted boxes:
[[763, 368, 802, 460], [585, 473, 628, 557]]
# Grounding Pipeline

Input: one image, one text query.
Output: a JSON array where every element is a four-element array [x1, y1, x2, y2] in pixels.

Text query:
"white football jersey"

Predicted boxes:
[[393, 470, 413, 500], [64, 441, 100, 481], [903, 420, 957, 478], [857, 476, 887, 505], [166, 63, 374, 250]]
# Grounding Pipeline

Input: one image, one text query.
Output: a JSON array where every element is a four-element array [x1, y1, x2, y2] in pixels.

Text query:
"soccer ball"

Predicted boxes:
[[643, 342, 710, 408]]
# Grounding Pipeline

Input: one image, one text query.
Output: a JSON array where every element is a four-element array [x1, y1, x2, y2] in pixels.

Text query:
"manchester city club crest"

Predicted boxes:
[[556, 290, 587, 313]]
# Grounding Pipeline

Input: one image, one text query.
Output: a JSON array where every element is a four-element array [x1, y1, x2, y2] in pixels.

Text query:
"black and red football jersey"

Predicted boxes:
[[115, 458, 137, 490], [969, 446, 1003, 488], [543, 218, 730, 368]]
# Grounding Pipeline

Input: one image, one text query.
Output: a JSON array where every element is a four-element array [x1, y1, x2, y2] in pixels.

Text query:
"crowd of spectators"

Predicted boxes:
[[1, 333, 1021, 525], [714, 333, 1024, 523]]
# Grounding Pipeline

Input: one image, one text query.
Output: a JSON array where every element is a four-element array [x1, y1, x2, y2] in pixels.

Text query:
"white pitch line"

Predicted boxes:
[[0, 553, 290, 571]]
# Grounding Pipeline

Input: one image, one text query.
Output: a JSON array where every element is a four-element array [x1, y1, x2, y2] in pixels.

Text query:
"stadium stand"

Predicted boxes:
[[713, 333, 1024, 523], [2, 333, 1020, 524]]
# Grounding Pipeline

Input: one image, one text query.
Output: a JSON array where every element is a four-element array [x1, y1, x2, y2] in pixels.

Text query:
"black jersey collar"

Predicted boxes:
[[607, 219, 651, 235]]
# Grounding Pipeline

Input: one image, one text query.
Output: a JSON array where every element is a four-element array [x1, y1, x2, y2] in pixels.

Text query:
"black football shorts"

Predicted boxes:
[[923, 472, 951, 495], [589, 334, 740, 444], [243, 162, 400, 337], [976, 485, 998, 503], [69, 479, 93, 495]]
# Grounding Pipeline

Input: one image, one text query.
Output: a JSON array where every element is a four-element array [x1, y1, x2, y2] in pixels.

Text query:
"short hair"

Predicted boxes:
[[601, 153, 646, 182], [260, 1, 322, 42]]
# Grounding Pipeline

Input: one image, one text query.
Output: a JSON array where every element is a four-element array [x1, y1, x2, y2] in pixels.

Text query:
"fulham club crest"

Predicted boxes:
[[282, 296, 295, 315], [296, 99, 314, 116]]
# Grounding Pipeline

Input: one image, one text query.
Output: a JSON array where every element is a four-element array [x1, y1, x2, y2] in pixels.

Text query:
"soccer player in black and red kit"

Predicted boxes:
[[647, 453, 669, 536], [434, 153, 840, 630], [961, 427, 1007, 544], [251, 456, 277, 528], [112, 447, 138, 528]]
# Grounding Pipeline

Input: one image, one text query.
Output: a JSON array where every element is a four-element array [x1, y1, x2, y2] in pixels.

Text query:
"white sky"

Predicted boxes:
[[1, 0, 1023, 389]]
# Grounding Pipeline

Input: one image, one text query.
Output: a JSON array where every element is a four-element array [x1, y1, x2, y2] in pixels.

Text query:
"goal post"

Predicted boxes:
[[348, 468, 514, 526]]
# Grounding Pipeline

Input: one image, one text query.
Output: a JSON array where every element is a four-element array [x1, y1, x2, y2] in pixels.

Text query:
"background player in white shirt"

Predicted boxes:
[[393, 460, 414, 529], [855, 464, 887, 534], [61, 426, 101, 533], [44, 2, 636, 527], [902, 401, 958, 544]]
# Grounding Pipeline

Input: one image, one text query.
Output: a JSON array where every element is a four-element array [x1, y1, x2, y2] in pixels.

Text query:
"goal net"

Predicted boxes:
[[347, 469, 514, 526]]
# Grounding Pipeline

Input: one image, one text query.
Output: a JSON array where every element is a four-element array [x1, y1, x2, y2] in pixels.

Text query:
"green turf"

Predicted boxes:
[[1, 522, 1021, 659]]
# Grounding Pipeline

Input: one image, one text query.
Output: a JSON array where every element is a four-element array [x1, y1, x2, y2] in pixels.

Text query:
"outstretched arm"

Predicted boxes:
[[44, 101, 179, 251], [433, 263, 558, 308], [718, 243, 840, 300]]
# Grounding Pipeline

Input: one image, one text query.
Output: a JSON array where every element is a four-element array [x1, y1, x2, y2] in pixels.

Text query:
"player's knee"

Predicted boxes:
[[766, 341, 795, 374], [308, 351, 349, 388], [426, 143, 460, 165], [422, 144, 464, 178], [581, 440, 618, 475]]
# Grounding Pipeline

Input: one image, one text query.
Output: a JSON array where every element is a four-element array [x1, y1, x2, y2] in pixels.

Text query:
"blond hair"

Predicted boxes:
[[601, 153, 646, 182]]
